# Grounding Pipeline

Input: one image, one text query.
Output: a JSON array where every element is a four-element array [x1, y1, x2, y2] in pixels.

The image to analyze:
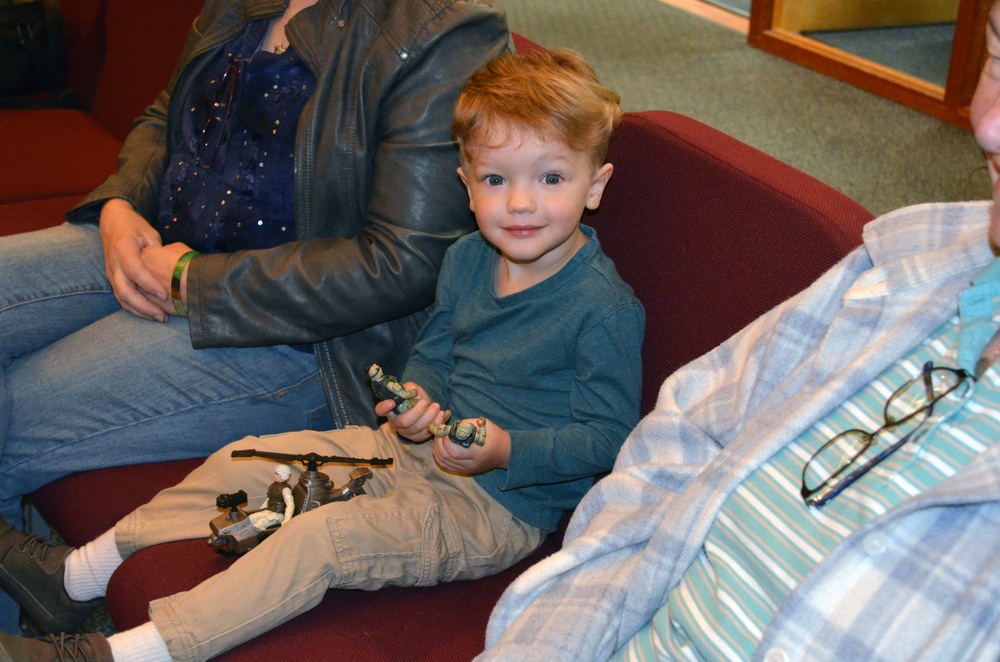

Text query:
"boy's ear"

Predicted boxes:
[[457, 166, 475, 212], [585, 163, 614, 211]]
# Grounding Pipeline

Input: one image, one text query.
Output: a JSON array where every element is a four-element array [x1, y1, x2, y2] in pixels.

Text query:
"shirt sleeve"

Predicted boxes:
[[496, 302, 645, 490], [400, 246, 459, 408]]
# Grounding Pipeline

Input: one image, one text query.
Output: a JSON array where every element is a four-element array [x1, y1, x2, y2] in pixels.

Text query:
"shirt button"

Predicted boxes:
[[863, 531, 889, 556], [764, 648, 789, 662]]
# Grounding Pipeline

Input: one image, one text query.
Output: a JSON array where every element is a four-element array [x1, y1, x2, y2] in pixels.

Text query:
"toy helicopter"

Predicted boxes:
[[208, 448, 393, 556]]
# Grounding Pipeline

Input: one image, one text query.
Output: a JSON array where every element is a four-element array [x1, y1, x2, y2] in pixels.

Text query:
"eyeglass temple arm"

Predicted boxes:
[[920, 360, 935, 399]]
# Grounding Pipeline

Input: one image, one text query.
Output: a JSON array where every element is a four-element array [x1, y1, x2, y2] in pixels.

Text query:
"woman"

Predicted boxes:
[[0, 0, 507, 632]]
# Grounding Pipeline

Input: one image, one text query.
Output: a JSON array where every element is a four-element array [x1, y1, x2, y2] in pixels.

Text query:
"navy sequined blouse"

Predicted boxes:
[[158, 20, 315, 254]]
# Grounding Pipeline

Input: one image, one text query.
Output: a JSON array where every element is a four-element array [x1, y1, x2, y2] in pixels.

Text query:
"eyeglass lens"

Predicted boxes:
[[885, 367, 963, 424], [802, 416, 925, 493]]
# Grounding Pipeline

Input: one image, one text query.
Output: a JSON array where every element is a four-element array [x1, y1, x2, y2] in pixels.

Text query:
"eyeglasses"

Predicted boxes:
[[195, 56, 244, 169], [801, 361, 973, 508]]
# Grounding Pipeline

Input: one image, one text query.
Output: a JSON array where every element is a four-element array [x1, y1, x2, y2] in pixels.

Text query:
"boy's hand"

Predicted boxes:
[[433, 418, 510, 475], [376, 383, 444, 442]]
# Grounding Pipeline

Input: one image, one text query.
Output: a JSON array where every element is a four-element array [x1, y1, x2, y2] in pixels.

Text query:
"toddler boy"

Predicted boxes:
[[0, 49, 644, 662]]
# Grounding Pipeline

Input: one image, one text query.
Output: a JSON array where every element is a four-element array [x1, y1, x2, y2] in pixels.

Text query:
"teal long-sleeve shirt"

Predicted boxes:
[[402, 226, 645, 530]]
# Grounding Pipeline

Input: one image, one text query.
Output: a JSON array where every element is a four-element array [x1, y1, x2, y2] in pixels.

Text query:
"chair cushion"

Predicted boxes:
[[34, 457, 566, 662], [0, 109, 120, 204]]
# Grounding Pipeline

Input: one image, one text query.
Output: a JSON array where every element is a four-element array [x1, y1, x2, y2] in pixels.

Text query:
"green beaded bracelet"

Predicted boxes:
[[171, 250, 199, 317]]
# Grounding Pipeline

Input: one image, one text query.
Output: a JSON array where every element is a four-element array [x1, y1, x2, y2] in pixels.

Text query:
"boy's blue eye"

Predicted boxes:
[[543, 173, 562, 185], [486, 175, 504, 186]]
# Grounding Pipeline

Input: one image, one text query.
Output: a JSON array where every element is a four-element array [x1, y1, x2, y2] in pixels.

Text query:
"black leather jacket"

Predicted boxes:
[[70, 0, 510, 428]]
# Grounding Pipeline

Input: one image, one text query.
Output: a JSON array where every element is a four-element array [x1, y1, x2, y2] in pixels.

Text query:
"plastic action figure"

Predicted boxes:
[[246, 464, 295, 530], [428, 413, 487, 447], [368, 363, 418, 413]]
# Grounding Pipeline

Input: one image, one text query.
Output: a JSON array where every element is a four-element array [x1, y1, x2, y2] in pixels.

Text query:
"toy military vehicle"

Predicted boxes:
[[208, 449, 392, 555]]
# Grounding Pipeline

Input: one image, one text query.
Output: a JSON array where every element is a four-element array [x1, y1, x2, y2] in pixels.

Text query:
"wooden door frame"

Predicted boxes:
[[748, 0, 989, 128]]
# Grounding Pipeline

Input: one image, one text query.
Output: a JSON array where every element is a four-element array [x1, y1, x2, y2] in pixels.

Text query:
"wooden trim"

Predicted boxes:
[[757, 29, 945, 98], [749, 0, 776, 36], [655, 0, 749, 34], [748, 0, 985, 130], [945, 0, 990, 108], [773, 0, 959, 32], [748, 28, 971, 128]]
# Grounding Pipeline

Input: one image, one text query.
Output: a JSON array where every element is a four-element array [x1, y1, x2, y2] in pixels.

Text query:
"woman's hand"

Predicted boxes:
[[376, 383, 444, 442], [99, 199, 169, 321], [433, 418, 510, 475], [140, 242, 197, 317]]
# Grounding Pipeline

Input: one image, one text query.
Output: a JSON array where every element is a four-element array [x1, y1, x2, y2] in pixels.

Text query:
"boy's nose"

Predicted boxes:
[[506, 184, 535, 213]]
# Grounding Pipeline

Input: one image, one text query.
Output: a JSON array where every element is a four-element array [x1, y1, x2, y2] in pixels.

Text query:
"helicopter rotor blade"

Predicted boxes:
[[230, 449, 393, 468]]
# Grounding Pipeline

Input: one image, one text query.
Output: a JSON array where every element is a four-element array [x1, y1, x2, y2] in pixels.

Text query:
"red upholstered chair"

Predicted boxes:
[[595, 110, 871, 413], [31, 109, 872, 660], [0, 109, 121, 207], [0, 0, 203, 234], [86, 0, 205, 142], [512, 31, 545, 53]]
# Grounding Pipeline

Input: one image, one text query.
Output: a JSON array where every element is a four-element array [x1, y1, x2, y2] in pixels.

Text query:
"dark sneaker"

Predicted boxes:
[[0, 520, 102, 633], [0, 632, 113, 662]]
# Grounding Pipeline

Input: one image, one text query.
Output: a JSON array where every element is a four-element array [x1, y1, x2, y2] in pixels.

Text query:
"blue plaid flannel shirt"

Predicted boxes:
[[480, 201, 1000, 662]]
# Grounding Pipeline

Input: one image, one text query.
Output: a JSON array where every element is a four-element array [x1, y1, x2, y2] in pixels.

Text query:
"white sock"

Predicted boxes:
[[107, 622, 171, 662], [63, 528, 122, 602]]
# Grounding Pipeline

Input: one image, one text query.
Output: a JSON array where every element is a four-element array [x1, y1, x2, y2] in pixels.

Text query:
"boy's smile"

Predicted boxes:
[[458, 129, 613, 293]]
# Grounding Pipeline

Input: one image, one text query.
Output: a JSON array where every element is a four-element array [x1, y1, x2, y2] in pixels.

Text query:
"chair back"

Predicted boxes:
[[589, 111, 872, 413]]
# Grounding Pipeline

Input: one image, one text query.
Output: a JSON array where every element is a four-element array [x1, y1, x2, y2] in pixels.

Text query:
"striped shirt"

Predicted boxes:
[[614, 309, 1000, 661]]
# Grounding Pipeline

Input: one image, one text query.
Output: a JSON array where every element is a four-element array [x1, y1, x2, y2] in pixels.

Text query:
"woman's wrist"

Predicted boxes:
[[171, 250, 199, 316]]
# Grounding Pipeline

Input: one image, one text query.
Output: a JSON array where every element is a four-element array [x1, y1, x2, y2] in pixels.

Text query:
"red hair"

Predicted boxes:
[[453, 49, 622, 169]]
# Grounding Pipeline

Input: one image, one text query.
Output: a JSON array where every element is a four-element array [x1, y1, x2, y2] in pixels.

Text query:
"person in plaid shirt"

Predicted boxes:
[[481, 2, 1000, 660]]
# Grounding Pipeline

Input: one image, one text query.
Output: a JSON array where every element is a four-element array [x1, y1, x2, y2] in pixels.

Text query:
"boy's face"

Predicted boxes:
[[458, 128, 613, 281]]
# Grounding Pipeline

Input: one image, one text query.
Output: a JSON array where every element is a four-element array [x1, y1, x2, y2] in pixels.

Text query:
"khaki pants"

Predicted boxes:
[[113, 425, 544, 662]]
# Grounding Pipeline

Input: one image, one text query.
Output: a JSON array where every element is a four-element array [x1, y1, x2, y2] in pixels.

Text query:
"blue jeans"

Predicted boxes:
[[0, 223, 331, 632]]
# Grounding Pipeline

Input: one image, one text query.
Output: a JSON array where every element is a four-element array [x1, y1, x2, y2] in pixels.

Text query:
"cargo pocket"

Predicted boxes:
[[325, 501, 459, 590], [460, 491, 527, 580]]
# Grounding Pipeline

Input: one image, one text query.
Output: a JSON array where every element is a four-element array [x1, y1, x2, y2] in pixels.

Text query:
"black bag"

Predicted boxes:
[[0, 0, 67, 102]]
